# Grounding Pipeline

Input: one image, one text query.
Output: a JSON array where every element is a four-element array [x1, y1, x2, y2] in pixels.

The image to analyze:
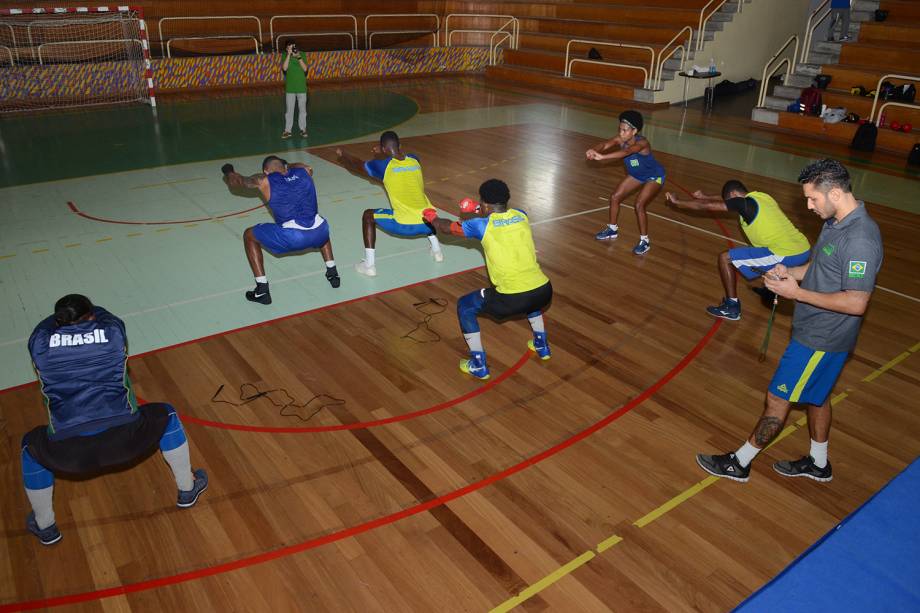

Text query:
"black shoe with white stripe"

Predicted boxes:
[[773, 456, 833, 482], [246, 282, 271, 305], [696, 452, 751, 482]]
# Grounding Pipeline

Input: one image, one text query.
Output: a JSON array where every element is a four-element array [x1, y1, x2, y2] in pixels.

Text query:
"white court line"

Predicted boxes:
[[594, 195, 920, 305]]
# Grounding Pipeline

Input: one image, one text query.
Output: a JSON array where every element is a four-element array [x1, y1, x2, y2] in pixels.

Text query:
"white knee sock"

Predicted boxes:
[[528, 313, 545, 334], [162, 442, 194, 491], [427, 235, 442, 252], [464, 332, 483, 353], [26, 485, 55, 529]]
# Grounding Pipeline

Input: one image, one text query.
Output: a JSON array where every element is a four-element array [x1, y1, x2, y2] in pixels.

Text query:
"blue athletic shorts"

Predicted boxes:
[[626, 171, 665, 184], [769, 339, 848, 406], [373, 208, 433, 237], [729, 247, 811, 280], [253, 221, 329, 254]]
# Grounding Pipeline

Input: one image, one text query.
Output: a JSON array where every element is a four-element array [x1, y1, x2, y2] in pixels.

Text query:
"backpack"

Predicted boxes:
[[851, 122, 878, 151], [814, 74, 832, 90], [588, 47, 602, 60], [896, 83, 916, 103], [874, 9, 888, 21], [799, 87, 822, 116], [909, 144, 920, 167]]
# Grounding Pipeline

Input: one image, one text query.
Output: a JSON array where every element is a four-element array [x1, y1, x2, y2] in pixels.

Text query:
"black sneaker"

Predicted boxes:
[[325, 266, 341, 288], [706, 298, 741, 321], [696, 452, 750, 482], [246, 283, 271, 305], [773, 456, 833, 482], [26, 511, 62, 546]]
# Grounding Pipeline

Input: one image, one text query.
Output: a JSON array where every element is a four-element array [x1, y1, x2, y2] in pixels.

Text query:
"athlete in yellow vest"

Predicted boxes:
[[335, 131, 444, 277], [666, 179, 811, 320], [423, 179, 553, 380]]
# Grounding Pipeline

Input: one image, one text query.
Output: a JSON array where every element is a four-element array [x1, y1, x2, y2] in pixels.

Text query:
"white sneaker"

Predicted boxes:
[[431, 249, 444, 263], [355, 260, 377, 277]]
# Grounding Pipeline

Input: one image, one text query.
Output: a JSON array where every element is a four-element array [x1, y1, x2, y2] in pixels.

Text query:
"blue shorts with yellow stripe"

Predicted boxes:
[[769, 339, 848, 406], [373, 208, 433, 237]]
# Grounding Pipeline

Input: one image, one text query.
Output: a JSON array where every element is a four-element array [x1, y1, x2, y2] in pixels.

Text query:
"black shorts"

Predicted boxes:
[[24, 403, 172, 476], [480, 281, 553, 320]]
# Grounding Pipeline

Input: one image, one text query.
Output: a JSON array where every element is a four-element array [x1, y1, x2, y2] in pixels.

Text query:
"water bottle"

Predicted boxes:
[[709, 57, 716, 74]]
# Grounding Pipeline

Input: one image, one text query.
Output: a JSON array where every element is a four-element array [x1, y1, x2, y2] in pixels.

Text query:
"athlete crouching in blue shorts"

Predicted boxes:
[[423, 179, 552, 380], [223, 155, 339, 305], [336, 131, 444, 277], [586, 110, 665, 255], [21, 294, 207, 545]]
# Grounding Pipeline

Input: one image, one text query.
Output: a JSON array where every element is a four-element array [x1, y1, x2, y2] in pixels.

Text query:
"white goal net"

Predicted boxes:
[[0, 6, 154, 113]]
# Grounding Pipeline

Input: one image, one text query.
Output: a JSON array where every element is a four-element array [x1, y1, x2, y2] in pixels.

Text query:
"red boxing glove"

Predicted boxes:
[[459, 198, 479, 213], [422, 208, 438, 223]]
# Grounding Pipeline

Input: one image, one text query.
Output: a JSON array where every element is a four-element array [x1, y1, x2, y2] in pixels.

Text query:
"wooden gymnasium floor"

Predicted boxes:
[[1, 77, 919, 611]]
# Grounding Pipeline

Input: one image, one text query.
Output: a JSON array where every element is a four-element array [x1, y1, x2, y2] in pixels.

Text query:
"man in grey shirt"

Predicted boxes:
[[698, 159, 883, 483]]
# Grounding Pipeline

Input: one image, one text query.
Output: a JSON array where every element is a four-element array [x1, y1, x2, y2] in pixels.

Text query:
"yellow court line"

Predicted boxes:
[[64, 243, 81, 248], [155, 228, 172, 233], [31, 248, 48, 254], [492, 339, 920, 611], [127, 232, 143, 237], [490, 551, 596, 613], [184, 223, 198, 228], [96, 237, 112, 243], [0, 254, 15, 260]]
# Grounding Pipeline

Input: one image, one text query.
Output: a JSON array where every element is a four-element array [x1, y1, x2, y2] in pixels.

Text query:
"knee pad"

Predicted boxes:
[[21, 446, 54, 490], [457, 290, 485, 333], [159, 411, 188, 452]]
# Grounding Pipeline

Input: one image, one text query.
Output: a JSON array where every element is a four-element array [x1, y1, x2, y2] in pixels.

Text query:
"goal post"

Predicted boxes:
[[0, 6, 156, 112]]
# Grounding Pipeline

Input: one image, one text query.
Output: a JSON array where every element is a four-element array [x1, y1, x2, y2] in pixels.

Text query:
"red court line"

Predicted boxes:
[[1, 319, 722, 612], [182, 350, 532, 433], [67, 200, 266, 226], [0, 265, 487, 397]]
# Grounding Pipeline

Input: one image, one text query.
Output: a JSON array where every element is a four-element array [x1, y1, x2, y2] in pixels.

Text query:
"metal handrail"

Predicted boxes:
[[159, 16, 262, 55], [488, 23, 515, 65], [697, 0, 742, 51], [757, 35, 799, 107], [801, 0, 830, 63], [567, 59, 648, 86], [445, 13, 518, 49], [368, 30, 437, 50], [875, 100, 920, 126], [364, 13, 439, 49], [1, 24, 16, 57], [564, 39, 655, 88], [655, 26, 693, 89], [166, 35, 260, 58], [269, 14, 358, 52], [0, 44, 13, 66], [869, 74, 920, 122], [38, 38, 143, 65], [276, 31, 355, 51]]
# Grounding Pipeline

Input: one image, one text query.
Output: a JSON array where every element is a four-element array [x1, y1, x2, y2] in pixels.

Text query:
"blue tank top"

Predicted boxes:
[[622, 136, 665, 181], [267, 167, 317, 227]]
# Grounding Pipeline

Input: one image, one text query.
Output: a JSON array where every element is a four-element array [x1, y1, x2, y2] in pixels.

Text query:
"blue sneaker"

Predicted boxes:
[[26, 511, 62, 546], [528, 333, 551, 360], [706, 298, 741, 321], [459, 351, 490, 380], [632, 239, 650, 255], [177, 468, 209, 508], [595, 226, 618, 241]]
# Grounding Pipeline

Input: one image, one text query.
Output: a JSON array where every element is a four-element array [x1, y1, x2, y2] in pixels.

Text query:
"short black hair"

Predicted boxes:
[[619, 110, 644, 132], [798, 159, 851, 193], [262, 155, 285, 171], [380, 131, 400, 149], [54, 294, 93, 326], [721, 179, 748, 200], [479, 179, 510, 206]]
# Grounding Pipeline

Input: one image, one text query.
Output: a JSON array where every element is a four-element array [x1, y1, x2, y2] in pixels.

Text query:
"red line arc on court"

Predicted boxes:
[[67, 200, 265, 225], [181, 349, 532, 433]]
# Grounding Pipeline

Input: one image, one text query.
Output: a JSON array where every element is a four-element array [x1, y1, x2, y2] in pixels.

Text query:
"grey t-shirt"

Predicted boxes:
[[792, 202, 883, 353]]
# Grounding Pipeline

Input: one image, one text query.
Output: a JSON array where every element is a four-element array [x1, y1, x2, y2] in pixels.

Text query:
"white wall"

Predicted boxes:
[[653, 0, 813, 104]]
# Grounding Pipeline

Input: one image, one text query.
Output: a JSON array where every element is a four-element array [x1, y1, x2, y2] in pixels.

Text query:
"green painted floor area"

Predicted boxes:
[[1, 86, 916, 390], [0, 88, 418, 188]]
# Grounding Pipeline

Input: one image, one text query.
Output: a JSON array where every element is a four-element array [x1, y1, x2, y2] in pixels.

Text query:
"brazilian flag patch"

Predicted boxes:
[[848, 260, 867, 278]]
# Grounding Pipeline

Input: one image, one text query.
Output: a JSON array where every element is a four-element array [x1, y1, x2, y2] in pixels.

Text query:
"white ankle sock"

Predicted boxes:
[[364, 248, 376, 267], [639, 235, 649, 243], [735, 441, 761, 467], [427, 235, 442, 252], [255, 276, 267, 284], [608, 224, 618, 231], [810, 439, 828, 468], [325, 260, 335, 268]]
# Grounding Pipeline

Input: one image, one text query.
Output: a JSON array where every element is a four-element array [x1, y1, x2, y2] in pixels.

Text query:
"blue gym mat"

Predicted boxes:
[[736, 457, 920, 612]]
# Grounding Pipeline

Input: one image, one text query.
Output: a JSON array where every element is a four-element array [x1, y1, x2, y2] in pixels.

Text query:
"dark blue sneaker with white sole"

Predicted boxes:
[[595, 226, 618, 241], [706, 298, 741, 321], [26, 511, 62, 545], [177, 468, 209, 508]]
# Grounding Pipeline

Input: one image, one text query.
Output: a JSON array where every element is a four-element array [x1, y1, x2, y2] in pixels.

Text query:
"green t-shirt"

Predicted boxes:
[[283, 52, 307, 94]]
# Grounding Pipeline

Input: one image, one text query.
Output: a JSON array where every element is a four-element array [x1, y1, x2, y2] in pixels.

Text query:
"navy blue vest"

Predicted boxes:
[[267, 167, 317, 227], [29, 307, 139, 440]]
